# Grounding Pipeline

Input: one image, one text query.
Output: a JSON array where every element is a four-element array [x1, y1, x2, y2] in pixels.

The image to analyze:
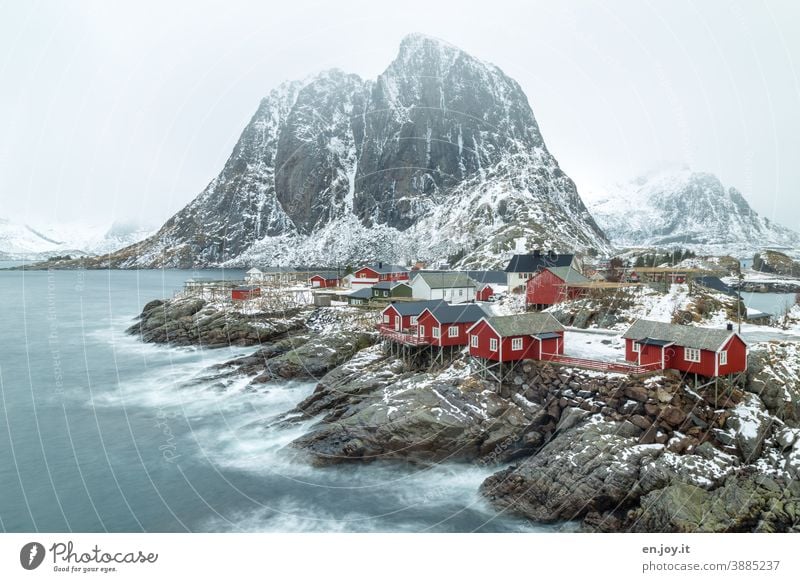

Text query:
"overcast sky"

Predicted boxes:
[[1, 0, 799, 232]]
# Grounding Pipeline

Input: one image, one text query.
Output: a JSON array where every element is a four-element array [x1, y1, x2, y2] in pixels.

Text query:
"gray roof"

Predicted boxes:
[[694, 276, 737, 297], [362, 263, 408, 274], [622, 319, 742, 351], [463, 270, 507, 285], [545, 266, 590, 284], [373, 281, 410, 290], [481, 312, 565, 337], [413, 272, 476, 289], [311, 272, 340, 280], [504, 252, 574, 273], [348, 288, 373, 299], [383, 300, 444, 316], [423, 303, 487, 324]]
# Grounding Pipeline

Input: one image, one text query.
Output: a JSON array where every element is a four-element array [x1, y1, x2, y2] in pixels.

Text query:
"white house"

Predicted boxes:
[[410, 272, 477, 304], [245, 268, 264, 284]]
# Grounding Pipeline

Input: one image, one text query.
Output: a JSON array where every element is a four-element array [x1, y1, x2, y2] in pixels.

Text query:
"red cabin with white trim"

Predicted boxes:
[[231, 286, 261, 301], [525, 267, 590, 308], [353, 264, 410, 287], [379, 300, 443, 332], [623, 319, 748, 377], [476, 284, 494, 302], [467, 313, 565, 362], [309, 273, 340, 288], [416, 304, 487, 347]]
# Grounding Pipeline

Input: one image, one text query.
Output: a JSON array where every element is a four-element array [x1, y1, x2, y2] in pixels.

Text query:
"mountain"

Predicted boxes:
[[0, 217, 153, 260], [587, 167, 800, 256], [100, 33, 610, 269]]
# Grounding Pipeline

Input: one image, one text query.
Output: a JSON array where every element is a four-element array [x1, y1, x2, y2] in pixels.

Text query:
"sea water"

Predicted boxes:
[[0, 267, 541, 532]]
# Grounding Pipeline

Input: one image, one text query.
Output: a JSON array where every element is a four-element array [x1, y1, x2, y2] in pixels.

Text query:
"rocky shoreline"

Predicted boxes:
[[129, 296, 800, 532]]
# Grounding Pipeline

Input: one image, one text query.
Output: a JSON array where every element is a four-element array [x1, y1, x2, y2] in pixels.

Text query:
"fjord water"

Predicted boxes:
[[0, 267, 534, 532]]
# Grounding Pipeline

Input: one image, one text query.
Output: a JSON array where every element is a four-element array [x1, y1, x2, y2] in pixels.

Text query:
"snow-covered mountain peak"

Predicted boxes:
[[588, 168, 799, 256], [88, 36, 611, 269], [0, 217, 154, 259]]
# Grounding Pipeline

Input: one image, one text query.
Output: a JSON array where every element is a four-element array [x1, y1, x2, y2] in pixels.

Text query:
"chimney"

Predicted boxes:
[[726, 323, 734, 331], [378, 261, 383, 269]]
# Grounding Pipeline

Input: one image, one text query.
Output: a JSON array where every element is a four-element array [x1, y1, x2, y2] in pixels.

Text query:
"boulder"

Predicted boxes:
[[725, 394, 774, 461], [480, 419, 666, 522]]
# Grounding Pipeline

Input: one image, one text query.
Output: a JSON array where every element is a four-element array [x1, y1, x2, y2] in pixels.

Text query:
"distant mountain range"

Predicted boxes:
[[0, 217, 153, 260], [89, 33, 611, 269], [586, 167, 799, 256]]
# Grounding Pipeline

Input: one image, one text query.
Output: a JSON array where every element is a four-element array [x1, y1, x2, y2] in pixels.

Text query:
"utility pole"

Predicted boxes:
[[737, 269, 745, 334]]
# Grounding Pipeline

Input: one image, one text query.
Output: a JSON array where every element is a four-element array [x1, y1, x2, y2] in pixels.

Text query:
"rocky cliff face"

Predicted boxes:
[[587, 167, 800, 255], [103, 33, 609, 269]]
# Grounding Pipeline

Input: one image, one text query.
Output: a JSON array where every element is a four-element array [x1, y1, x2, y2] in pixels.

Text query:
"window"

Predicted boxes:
[[459, 289, 463, 296], [632, 342, 641, 353], [383, 291, 388, 297], [448, 326, 459, 337], [410, 316, 418, 325], [719, 350, 728, 365], [470, 335, 478, 348], [432, 327, 440, 338], [511, 337, 523, 351], [489, 338, 499, 351], [383, 314, 390, 324], [685, 347, 701, 363]]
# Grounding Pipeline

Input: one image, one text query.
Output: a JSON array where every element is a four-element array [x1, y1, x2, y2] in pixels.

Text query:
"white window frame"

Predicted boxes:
[[383, 314, 390, 324], [410, 316, 418, 325], [489, 338, 499, 351], [419, 325, 425, 337], [470, 335, 478, 348], [511, 337, 523, 351], [448, 325, 459, 337], [719, 350, 728, 365], [684, 347, 701, 363], [432, 327, 441, 338], [459, 289, 463, 296], [632, 342, 641, 353]]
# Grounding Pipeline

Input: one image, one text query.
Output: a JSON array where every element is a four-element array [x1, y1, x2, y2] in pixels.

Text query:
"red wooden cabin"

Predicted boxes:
[[380, 300, 443, 332], [525, 267, 590, 309], [467, 312, 565, 362], [416, 304, 487, 347], [353, 263, 410, 286], [476, 284, 494, 302], [231, 286, 261, 301], [309, 273, 340, 288], [623, 319, 748, 377]]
